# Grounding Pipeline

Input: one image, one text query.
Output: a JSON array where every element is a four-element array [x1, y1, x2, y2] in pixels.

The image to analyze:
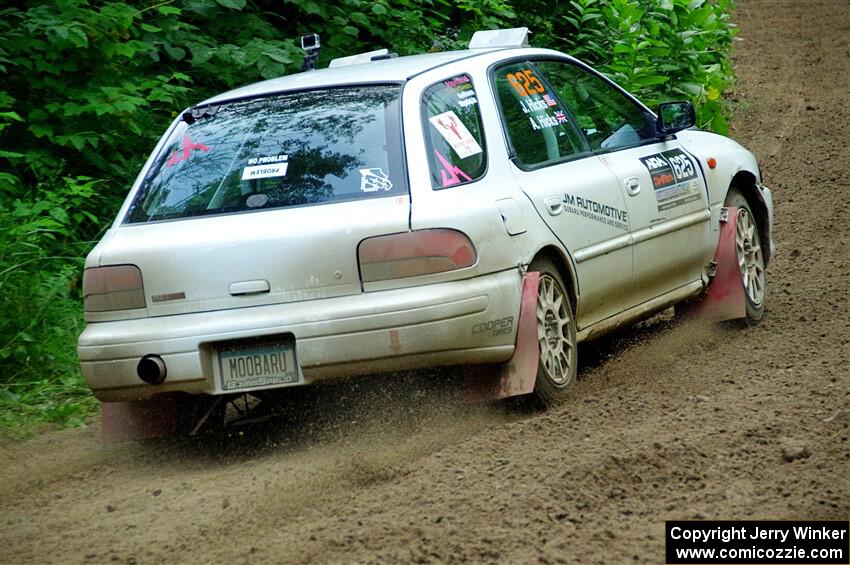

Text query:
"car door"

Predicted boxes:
[[538, 59, 712, 305], [491, 60, 636, 329]]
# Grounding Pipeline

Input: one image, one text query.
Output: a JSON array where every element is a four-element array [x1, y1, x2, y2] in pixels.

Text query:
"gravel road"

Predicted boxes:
[[2, 1, 847, 563]]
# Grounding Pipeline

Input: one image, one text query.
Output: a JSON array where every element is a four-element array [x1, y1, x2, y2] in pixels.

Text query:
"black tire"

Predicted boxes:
[[529, 256, 578, 406], [725, 189, 767, 324]]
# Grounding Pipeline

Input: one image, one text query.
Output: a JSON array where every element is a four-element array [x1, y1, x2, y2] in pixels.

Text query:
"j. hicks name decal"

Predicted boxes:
[[639, 149, 703, 211]]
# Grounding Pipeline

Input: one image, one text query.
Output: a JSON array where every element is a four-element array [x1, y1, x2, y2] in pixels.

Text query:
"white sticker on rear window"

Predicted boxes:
[[428, 110, 483, 159], [359, 168, 393, 192], [247, 154, 288, 166], [242, 161, 288, 181]]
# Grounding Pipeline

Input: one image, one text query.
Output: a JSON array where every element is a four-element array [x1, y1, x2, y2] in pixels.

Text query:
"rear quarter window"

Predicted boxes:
[[421, 74, 487, 189]]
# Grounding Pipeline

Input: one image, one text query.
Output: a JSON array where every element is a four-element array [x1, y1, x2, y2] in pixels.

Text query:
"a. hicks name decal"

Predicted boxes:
[[639, 149, 703, 211]]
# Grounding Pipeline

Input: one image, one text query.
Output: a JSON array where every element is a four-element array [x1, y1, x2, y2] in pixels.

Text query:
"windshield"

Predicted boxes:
[[125, 85, 405, 223]]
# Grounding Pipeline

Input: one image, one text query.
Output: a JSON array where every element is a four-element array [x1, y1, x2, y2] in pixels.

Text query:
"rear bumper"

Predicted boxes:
[[78, 269, 522, 401]]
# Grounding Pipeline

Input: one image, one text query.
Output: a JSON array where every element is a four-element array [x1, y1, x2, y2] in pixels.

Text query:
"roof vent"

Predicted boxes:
[[329, 48, 394, 69], [468, 27, 530, 49]]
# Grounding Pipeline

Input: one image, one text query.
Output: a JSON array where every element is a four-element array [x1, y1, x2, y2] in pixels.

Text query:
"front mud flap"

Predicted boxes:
[[691, 206, 747, 322], [464, 271, 539, 403], [101, 394, 181, 443]]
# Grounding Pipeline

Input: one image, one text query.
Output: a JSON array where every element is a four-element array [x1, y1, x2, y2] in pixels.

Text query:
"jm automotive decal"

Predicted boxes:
[[562, 193, 629, 231], [639, 149, 703, 211]]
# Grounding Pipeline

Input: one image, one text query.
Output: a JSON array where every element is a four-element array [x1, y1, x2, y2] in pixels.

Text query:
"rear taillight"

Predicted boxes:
[[83, 265, 146, 312], [358, 229, 477, 283]]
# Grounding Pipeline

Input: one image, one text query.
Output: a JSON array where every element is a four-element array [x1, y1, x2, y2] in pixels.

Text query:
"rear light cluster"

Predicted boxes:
[[358, 229, 477, 283], [83, 265, 146, 312]]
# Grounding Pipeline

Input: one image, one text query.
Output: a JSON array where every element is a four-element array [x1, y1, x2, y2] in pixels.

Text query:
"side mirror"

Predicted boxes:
[[656, 101, 696, 136]]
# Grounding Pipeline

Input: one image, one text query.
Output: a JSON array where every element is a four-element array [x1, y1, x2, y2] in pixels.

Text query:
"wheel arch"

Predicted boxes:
[[530, 244, 578, 314], [728, 171, 772, 264]]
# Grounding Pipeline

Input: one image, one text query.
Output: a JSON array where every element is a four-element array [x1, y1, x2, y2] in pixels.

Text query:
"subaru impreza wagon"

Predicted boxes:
[[78, 28, 773, 410]]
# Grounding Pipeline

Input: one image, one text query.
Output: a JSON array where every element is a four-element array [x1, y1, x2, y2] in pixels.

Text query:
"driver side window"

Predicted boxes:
[[535, 61, 655, 152]]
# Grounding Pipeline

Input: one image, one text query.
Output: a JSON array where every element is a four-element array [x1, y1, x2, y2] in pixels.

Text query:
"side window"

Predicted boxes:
[[535, 61, 655, 152], [422, 74, 486, 189], [493, 61, 589, 168]]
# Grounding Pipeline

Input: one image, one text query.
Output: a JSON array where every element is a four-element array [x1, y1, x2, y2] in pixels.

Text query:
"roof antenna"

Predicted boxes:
[[300, 33, 320, 71]]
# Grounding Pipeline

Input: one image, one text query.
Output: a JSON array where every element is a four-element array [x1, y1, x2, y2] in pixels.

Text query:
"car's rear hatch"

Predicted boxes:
[[92, 84, 409, 318]]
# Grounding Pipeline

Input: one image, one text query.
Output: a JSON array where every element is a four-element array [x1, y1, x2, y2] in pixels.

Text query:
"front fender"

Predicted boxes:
[[677, 130, 774, 265]]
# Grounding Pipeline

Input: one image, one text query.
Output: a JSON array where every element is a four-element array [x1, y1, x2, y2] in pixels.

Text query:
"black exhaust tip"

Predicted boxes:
[[137, 354, 167, 385]]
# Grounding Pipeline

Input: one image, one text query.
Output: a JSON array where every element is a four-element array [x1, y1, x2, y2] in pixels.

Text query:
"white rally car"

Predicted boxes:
[[78, 28, 773, 414]]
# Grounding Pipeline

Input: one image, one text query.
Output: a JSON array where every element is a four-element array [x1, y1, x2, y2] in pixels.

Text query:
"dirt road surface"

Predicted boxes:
[[2, 1, 847, 563]]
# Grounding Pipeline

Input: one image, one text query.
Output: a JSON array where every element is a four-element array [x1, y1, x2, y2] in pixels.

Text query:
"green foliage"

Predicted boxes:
[[518, 0, 737, 133], [0, 0, 737, 433], [0, 175, 104, 433]]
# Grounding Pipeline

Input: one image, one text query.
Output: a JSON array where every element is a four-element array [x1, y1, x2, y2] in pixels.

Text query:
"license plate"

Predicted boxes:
[[217, 339, 300, 392]]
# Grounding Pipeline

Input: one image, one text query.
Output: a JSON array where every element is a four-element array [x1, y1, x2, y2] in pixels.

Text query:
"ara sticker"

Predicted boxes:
[[429, 111, 483, 159], [639, 149, 702, 211], [359, 168, 393, 192], [166, 134, 210, 167], [242, 155, 289, 181]]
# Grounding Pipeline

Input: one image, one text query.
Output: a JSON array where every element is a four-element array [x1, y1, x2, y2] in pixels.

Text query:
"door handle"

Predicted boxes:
[[543, 196, 564, 216], [624, 177, 641, 196]]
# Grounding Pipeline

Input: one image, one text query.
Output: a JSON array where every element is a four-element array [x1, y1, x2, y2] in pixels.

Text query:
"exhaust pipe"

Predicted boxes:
[[137, 354, 167, 385]]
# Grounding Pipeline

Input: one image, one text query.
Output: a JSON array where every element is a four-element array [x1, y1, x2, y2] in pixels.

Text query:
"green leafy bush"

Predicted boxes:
[[0, 175, 103, 432], [517, 0, 736, 133], [0, 0, 737, 433]]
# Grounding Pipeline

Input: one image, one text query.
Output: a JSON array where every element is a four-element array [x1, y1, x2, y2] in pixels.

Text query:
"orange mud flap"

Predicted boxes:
[[101, 393, 183, 443], [690, 206, 747, 322], [464, 271, 540, 403]]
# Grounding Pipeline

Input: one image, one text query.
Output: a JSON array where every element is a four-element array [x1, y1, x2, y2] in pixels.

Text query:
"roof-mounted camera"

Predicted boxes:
[[300, 33, 320, 71]]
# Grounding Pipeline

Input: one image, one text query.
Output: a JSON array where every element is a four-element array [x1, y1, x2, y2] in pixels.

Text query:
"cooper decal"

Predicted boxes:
[[472, 316, 514, 337]]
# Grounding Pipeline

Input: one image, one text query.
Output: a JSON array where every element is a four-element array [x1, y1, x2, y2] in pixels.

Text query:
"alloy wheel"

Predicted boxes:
[[735, 208, 766, 307], [536, 274, 574, 386]]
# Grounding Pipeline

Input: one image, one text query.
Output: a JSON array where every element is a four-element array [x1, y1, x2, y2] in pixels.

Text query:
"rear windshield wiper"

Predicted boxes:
[[181, 103, 221, 125]]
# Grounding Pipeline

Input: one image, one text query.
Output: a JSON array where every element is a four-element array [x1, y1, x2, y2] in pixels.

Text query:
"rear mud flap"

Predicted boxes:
[[690, 206, 747, 322], [101, 394, 182, 443], [464, 271, 540, 403]]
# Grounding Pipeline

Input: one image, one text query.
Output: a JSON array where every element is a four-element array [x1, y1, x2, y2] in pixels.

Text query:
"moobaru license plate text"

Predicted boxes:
[[219, 344, 298, 391]]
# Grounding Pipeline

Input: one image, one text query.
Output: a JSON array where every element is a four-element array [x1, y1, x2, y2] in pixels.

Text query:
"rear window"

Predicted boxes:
[[125, 85, 405, 224]]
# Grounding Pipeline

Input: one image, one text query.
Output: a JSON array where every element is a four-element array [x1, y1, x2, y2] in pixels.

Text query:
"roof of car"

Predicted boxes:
[[201, 48, 502, 106]]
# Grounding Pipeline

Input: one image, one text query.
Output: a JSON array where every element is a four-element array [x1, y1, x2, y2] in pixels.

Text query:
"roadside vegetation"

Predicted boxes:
[[0, 0, 736, 434]]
